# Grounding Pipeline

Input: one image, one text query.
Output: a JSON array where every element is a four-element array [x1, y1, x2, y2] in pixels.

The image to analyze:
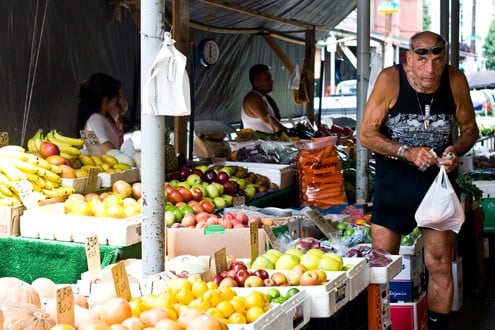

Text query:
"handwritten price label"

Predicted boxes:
[[0, 132, 8, 147], [56, 286, 75, 325], [85, 235, 101, 275], [80, 130, 104, 156], [214, 248, 228, 275], [111, 261, 131, 301], [250, 221, 259, 263]]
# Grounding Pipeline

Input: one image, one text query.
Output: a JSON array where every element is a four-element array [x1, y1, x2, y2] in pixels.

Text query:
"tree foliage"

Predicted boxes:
[[422, 1, 431, 31], [483, 19, 495, 70]]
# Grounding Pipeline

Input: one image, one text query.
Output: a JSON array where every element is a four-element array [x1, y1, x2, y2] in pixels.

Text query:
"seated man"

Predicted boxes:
[[241, 64, 287, 133]]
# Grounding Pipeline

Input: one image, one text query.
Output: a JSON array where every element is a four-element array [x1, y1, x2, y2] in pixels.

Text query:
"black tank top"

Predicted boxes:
[[381, 64, 456, 155]]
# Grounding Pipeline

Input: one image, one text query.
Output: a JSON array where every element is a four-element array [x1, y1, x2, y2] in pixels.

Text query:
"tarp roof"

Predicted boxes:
[[1, 0, 357, 145]]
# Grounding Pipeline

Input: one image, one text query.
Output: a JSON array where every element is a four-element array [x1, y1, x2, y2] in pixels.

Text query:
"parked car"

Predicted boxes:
[[470, 89, 495, 114], [314, 80, 357, 118]]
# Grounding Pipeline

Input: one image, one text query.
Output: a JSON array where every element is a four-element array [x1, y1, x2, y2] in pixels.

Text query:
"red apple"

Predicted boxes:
[[244, 275, 264, 287], [299, 270, 321, 286], [181, 213, 197, 227], [131, 182, 142, 199], [229, 261, 248, 272], [204, 169, 217, 183], [253, 269, 269, 280], [112, 180, 132, 199], [164, 183, 174, 195], [190, 186, 203, 201], [218, 217, 233, 229], [39, 141, 60, 158], [234, 269, 251, 286], [199, 199, 215, 213], [177, 186, 193, 202], [263, 278, 276, 286], [212, 274, 224, 286], [215, 171, 230, 184], [188, 201, 204, 214], [235, 212, 249, 225], [195, 212, 211, 223], [206, 216, 219, 225], [167, 189, 184, 204]]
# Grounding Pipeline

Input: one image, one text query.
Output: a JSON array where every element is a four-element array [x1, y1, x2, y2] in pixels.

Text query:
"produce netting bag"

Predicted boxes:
[[296, 136, 347, 209]]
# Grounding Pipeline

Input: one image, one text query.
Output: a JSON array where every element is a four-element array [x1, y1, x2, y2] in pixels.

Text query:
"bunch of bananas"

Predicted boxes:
[[27, 129, 84, 160], [78, 154, 132, 173], [0, 145, 76, 206]]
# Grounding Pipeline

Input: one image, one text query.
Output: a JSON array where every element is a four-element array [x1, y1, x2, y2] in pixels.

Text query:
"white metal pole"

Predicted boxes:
[[141, 0, 166, 277]]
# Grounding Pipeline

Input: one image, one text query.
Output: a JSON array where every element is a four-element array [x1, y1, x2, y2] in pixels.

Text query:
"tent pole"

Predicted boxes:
[[141, 0, 166, 277]]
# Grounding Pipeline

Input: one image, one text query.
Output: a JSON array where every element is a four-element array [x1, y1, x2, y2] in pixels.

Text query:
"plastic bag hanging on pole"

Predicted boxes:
[[143, 31, 191, 116]]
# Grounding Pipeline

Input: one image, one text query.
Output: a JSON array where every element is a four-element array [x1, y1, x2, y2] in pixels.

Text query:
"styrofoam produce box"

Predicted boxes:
[[0, 205, 24, 237], [20, 203, 141, 246], [233, 287, 310, 330], [256, 269, 349, 318], [369, 255, 403, 284], [220, 161, 295, 189], [99, 167, 140, 188], [343, 257, 370, 300]]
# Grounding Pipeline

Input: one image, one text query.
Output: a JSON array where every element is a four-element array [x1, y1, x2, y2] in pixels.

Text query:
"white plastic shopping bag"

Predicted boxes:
[[414, 165, 465, 233]]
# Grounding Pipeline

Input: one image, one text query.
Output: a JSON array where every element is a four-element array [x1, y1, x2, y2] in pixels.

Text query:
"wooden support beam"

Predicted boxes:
[[262, 34, 295, 73], [303, 29, 315, 125], [173, 0, 190, 157]]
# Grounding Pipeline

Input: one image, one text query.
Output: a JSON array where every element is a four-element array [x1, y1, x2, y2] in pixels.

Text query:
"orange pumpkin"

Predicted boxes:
[[1, 303, 55, 330], [0, 277, 41, 307]]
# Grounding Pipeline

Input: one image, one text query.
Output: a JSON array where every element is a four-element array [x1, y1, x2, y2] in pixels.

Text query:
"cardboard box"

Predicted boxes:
[[99, 168, 140, 188], [452, 257, 463, 311], [221, 161, 295, 189], [390, 236, 425, 301], [390, 292, 428, 330], [0, 205, 24, 237], [367, 283, 392, 330], [166, 227, 268, 258]]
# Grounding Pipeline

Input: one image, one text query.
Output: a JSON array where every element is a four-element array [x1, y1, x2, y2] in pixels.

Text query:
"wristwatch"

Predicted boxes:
[[397, 145, 410, 159]]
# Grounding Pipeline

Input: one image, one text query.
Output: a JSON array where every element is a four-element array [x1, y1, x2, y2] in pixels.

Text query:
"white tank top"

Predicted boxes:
[[241, 90, 276, 133]]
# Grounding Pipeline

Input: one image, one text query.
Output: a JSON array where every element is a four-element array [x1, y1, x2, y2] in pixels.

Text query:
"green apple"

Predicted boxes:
[[186, 174, 202, 186], [284, 248, 304, 261], [194, 164, 209, 173], [251, 255, 274, 270], [192, 184, 207, 197], [164, 210, 176, 226], [221, 194, 233, 207], [299, 253, 321, 271], [266, 287, 281, 301], [235, 178, 246, 190], [275, 254, 299, 270], [318, 256, 342, 271], [172, 208, 184, 222], [213, 196, 227, 209], [212, 182, 224, 195], [262, 252, 279, 265], [177, 181, 191, 189], [244, 185, 256, 199], [220, 166, 234, 176], [305, 248, 325, 257], [168, 179, 180, 188], [322, 252, 343, 270], [265, 249, 283, 258], [206, 183, 220, 198]]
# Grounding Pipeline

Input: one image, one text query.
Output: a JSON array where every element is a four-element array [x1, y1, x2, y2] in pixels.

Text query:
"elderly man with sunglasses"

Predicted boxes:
[[360, 31, 479, 329]]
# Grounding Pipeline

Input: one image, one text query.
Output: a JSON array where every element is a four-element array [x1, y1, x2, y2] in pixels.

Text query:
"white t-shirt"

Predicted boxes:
[[84, 113, 121, 148]]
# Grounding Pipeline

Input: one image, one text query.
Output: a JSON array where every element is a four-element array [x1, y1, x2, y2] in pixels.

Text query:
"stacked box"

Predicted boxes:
[[0, 205, 24, 237], [367, 283, 392, 330], [390, 292, 428, 330], [390, 236, 424, 302], [451, 257, 463, 311]]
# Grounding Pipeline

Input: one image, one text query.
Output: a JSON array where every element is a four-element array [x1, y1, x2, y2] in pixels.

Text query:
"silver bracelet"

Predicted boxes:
[[397, 145, 410, 158]]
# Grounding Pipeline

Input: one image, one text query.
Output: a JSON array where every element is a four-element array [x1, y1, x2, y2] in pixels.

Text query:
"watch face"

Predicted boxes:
[[199, 39, 220, 67]]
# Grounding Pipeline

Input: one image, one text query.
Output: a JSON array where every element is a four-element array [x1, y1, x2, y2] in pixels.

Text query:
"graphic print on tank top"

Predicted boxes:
[[384, 112, 453, 151]]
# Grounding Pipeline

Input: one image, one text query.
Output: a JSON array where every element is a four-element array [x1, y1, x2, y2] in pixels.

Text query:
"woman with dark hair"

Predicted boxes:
[[76, 72, 128, 152]]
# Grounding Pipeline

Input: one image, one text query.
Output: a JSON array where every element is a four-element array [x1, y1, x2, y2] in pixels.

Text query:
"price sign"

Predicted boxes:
[[56, 286, 75, 325], [111, 261, 131, 301], [0, 132, 8, 147], [85, 167, 99, 194], [14, 180, 41, 210], [233, 196, 245, 206], [80, 130, 104, 157], [250, 221, 259, 263], [263, 225, 281, 250], [85, 235, 101, 275], [306, 209, 337, 238], [214, 248, 228, 275]]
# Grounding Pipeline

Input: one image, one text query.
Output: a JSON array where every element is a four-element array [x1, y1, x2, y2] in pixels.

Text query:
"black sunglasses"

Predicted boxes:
[[412, 47, 445, 55]]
